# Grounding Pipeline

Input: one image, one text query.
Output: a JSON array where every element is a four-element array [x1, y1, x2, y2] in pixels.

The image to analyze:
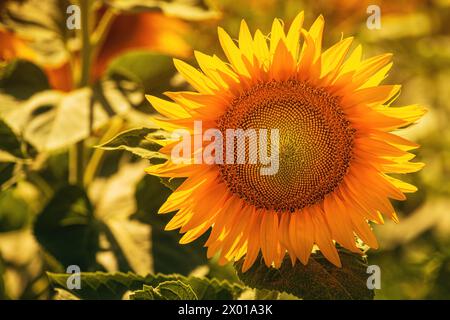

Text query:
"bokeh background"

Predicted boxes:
[[0, 0, 449, 300]]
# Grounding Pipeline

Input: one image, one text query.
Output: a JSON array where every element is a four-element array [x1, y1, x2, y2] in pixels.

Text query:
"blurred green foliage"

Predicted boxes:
[[0, 0, 449, 300]]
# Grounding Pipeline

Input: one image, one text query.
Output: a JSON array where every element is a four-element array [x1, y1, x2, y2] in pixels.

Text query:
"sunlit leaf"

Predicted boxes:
[[254, 289, 279, 300], [131, 281, 197, 300], [97, 127, 166, 160], [178, 276, 243, 300], [106, 0, 220, 21], [52, 288, 80, 300], [48, 271, 148, 300], [2, 77, 143, 152], [47, 271, 243, 300], [89, 161, 152, 275]]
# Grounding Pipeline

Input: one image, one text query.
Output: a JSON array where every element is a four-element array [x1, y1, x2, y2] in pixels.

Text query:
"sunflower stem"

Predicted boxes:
[[83, 117, 124, 186], [69, 0, 93, 186]]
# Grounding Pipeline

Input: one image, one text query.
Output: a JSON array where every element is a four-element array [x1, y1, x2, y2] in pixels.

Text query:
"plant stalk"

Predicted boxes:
[[69, 0, 93, 186]]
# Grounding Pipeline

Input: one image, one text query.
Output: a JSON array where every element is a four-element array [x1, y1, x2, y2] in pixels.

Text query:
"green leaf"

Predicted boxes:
[[106, 51, 176, 97], [131, 281, 198, 300], [158, 177, 185, 191], [0, 60, 50, 120], [48, 271, 149, 300], [254, 289, 279, 300], [97, 127, 166, 160], [33, 185, 99, 270], [2, 77, 143, 152], [0, 162, 15, 188], [426, 255, 450, 299], [52, 288, 80, 300], [129, 284, 162, 300], [0, 254, 6, 299], [180, 276, 242, 300], [133, 175, 209, 275], [0, 119, 25, 159], [0, 187, 30, 232], [47, 271, 244, 300], [235, 249, 375, 300], [107, 0, 220, 21], [0, 59, 50, 100]]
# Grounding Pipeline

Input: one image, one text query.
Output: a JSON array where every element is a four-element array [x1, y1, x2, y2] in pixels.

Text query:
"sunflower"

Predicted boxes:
[[145, 12, 426, 272]]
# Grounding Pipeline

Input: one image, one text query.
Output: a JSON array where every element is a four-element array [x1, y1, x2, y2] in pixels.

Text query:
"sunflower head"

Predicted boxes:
[[146, 12, 426, 272]]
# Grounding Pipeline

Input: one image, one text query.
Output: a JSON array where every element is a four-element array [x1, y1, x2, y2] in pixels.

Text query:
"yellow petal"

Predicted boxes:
[[298, 30, 319, 79], [278, 213, 297, 266], [384, 175, 418, 193], [239, 19, 254, 60], [309, 205, 341, 267], [323, 194, 359, 252], [218, 27, 250, 77], [165, 207, 194, 231], [320, 37, 353, 79], [360, 62, 393, 88], [253, 29, 270, 69], [173, 58, 218, 93], [374, 104, 427, 124], [286, 11, 304, 59], [242, 211, 262, 272], [269, 18, 285, 56], [345, 85, 401, 107], [381, 161, 425, 174], [270, 40, 295, 80], [146, 95, 191, 119], [308, 15, 324, 60], [340, 44, 362, 74], [352, 53, 393, 88], [291, 210, 314, 265], [260, 211, 278, 267]]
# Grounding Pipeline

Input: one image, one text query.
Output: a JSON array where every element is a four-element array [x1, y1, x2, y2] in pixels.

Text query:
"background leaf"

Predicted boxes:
[[0, 59, 50, 119], [0, 59, 50, 100], [106, 51, 176, 98], [0, 187, 30, 232], [0, 162, 15, 188], [133, 175, 209, 275], [0, 0, 73, 65], [33, 185, 99, 270], [0, 119, 25, 158]]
